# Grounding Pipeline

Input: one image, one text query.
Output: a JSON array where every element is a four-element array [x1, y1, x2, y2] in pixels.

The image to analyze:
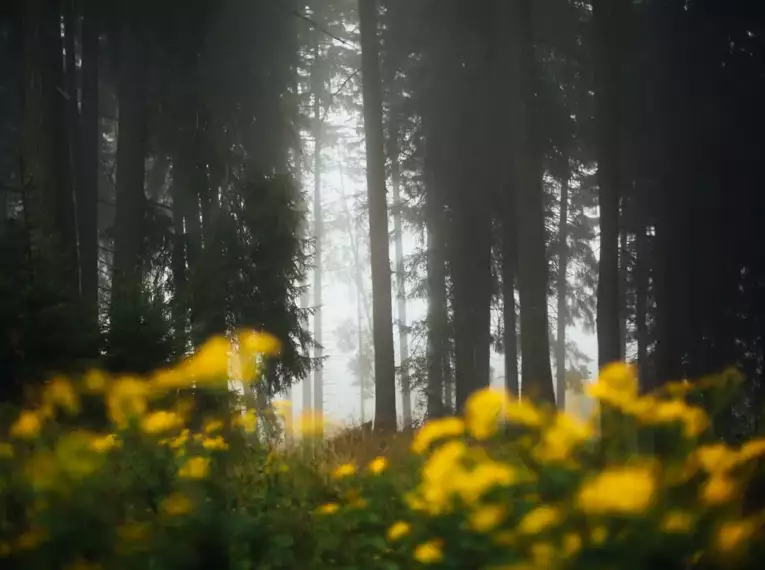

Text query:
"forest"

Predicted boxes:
[[1, 0, 765, 568]]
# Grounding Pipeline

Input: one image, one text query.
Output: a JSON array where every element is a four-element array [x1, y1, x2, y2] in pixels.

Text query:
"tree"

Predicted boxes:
[[358, 0, 397, 432]]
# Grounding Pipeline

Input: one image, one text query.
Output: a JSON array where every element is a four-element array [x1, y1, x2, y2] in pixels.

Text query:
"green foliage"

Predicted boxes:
[[2, 358, 765, 570]]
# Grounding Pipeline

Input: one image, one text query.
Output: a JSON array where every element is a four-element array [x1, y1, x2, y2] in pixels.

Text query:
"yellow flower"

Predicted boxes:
[[239, 330, 281, 357], [161, 492, 193, 516], [469, 505, 507, 533], [535, 413, 592, 463], [530, 542, 555, 566], [25, 452, 59, 491], [179, 456, 211, 479], [590, 526, 608, 545], [716, 520, 756, 552], [186, 336, 230, 382], [599, 362, 638, 396], [411, 417, 465, 454], [386, 521, 411, 541], [696, 443, 739, 473], [235, 410, 257, 433], [151, 368, 189, 391], [504, 399, 543, 428], [577, 465, 656, 515], [10, 410, 42, 439], [89, 433, 120, 453], [333, 463, 356, 479], [14, 527, 47, 551], [0, 443, 14, 458], [55, 431, 104, 480], [170, 430, 190, 449], [661, 510, 694, 534], [701, 474, 736, 505], [204, 419, 224, 434], [466, 388, 509, 440], [413, 539, 443, 564], [457, 460, 518, 504], [517, 506, 562, 535], [107, 376, 149, 429], [202, 436, 229, 451], [316, 502, 340, 515], [44, 376, 80, 414], [368, 456, 388, 475], [739, 437, 765, 463], [140, 410, 182, 435], [562, 533, 582, 556], [83, 370, 108, 393]]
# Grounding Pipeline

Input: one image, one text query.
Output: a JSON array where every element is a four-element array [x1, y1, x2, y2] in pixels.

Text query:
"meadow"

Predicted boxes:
[[1, 330, 764, 570]]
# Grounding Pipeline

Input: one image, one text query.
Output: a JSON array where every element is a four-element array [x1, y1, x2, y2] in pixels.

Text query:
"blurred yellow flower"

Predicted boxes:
[[411, 417, 465, 454], [170, 430, 190, 449], [701, 474, 736, 505], [457, 460, 517, 504], [140, 410, 182, 435], [504, 399, 543, 428], [151, 368, 189, 390], [236, 410, 257, 433], [188, 336, 231, 381], [716, 519, 756, 552], [369, 456, 388, 474], [333, 463, 356, 479], [469, 505, 507, 533], [466, 388, 509, 440], [739, 437, 765, 463], [44, 376, 80, 414], [25, 452, 59, 491], [599, 362, 638, 396], [386, 521, 411, 541], [590, 526, 608, 545], [107, 376, 149, 429], [179, 456, 211, 479], [562, 533, 582, 556], [116, 521, 152, 551], [204, 419, 224, 434], [0, 442, 14, 458], [413, 539, 443, 564], [202, 435, 229, 451], [316, 502, 340, 515], [577, 465, 656, 515], [661, 510, 694, 534], [14, 527, 47, 551], [83, 370, 108, 392], [89, 433, 120, 454], [297, 410, 327, 438], [55, 431, 104, 479], [535, 412, 592, 463], [696, 443, 739, 473], [161, 492, 193, 516], [530, 542, 555, 566], [239, 330, 281, 356], [10, 410, 42, 439], [517, 506, 562, 535]]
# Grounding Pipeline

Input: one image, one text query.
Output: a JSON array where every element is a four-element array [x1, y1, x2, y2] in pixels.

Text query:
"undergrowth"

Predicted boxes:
[[1, 331, 764, 570]]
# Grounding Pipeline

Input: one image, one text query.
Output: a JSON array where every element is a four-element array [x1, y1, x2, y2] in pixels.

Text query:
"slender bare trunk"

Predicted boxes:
[[556, 166, 569, 409], [311, 39, 324, 437], [359, 0, 397, 432]]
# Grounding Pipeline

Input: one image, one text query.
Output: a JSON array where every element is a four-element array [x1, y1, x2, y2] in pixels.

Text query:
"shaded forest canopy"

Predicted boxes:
[[1, 0, 765, 439]]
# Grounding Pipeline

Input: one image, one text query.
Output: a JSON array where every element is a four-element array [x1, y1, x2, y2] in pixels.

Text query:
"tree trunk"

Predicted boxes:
[[111, 20, 147, 299], [388, 119, 411, 429], [21, 0, 78, 281], [501, 222, 519, 398], [311, 40, 324, 436], [79, 0, 100, 322], [592, 0, 623, 370], [358, 0, 397, 432], [556, 166, 569, 410], [635, 221, 648, 390], [505, 0, 555, 403], [425, 165, 446, 418]]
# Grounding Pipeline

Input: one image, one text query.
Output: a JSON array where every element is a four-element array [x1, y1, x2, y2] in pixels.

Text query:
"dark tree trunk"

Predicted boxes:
[[425, 166, 447, 418], [635, 221, 648, 389], [358, 0, 397, 432], [556, 166, 569, 410], [501, 216, 519, 398], [593, 0, 624, 371], [111, 20, 147, 299], [79, 0, 100, 321], [505, 0, 555, 403]]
